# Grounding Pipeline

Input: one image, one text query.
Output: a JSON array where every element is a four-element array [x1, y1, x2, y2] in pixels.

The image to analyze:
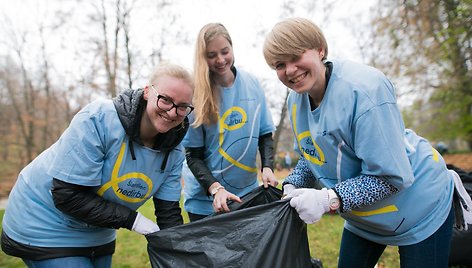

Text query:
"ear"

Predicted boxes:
[[317, 48, 324, 58], [143, 85, 150, 100]]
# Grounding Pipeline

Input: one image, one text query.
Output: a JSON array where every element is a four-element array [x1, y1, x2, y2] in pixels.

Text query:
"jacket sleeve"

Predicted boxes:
[[258, 133, 274, 171], [153, 198, 183, 229], [185, 147, 217, 195], [51, 178, 137, 230]]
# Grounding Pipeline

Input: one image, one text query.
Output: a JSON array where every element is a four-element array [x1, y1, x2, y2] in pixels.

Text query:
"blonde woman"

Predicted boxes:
[[182, 23, 277, 221], [2, 63, 194, 267]]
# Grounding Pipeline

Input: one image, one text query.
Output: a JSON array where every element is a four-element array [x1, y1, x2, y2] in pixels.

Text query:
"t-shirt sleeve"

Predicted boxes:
[[182, 115, 205, 148], [47, 109, 106, 186], [353, 103, 414, 190]]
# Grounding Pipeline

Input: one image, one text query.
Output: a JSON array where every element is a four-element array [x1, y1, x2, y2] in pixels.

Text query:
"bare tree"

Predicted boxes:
[[9, 35, 37, 163], [38, 25, 52, 152], [272, 89, 290, 155]]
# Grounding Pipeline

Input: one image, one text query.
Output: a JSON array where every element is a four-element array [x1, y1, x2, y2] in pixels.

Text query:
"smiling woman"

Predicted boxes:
[[263, 17, 471, 268], [1, 62, 193, 268], [181, 22, 278, 222]]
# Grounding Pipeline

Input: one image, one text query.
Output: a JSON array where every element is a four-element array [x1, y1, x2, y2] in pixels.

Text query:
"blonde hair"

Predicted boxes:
[[149, 61, 194, 88], [192, 23, 233, 126], [263, 18, 328, 69]]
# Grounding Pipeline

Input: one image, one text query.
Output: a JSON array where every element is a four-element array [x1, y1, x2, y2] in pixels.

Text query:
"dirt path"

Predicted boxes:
[[0, 198, 7, 209]]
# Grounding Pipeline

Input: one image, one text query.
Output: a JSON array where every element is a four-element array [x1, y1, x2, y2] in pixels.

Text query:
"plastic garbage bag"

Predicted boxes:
[[448, 164, 472, 266], [146, 186, 313, 268]]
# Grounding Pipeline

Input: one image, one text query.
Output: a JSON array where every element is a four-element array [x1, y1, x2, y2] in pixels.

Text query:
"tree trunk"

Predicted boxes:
[[273, 88, 290, 156]]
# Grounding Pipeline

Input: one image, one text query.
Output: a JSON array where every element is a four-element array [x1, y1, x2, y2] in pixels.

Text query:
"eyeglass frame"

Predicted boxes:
[[150, 85, 194, 117]]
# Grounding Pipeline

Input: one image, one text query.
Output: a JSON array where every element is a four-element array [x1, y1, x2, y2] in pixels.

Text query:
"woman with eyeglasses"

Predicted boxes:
[[181, 22, 278, 221], [1, 63, 194, 268]]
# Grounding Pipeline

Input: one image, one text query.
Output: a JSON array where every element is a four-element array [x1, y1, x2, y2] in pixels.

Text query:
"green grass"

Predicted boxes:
[[309, 214, 400, 267], [0, 200, 400, 268]]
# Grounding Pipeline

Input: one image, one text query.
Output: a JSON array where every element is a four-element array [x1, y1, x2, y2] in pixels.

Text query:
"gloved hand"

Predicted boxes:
[[287, 188, 330, 224], [132, 212, 160, 235], [281, 184, 296, 199]]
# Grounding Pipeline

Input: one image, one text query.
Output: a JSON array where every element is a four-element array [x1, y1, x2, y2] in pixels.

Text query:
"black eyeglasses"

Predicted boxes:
[[151, 85, 194, 117]]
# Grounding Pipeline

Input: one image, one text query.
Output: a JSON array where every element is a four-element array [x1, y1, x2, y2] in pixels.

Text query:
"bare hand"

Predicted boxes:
[[212, 189, 242, 213], [261, 167, 279, 188]]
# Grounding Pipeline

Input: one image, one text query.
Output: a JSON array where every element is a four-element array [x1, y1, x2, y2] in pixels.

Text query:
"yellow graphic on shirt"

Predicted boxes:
[[218, 107, 258, 173], [432, 147, 439, 162], [351, 205, 398, 217], [291, 104, 325, 166], [97, 142, 153, 202]]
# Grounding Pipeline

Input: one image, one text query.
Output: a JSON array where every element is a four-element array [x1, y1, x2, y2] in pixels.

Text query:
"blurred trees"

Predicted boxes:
[[0, 0, 470, 185], [0, 0, 186, 179], [365, 0, 471, 150]]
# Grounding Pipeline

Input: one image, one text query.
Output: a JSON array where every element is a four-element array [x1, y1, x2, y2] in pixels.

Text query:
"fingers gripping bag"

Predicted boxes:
[[146, 186, 313, 268]]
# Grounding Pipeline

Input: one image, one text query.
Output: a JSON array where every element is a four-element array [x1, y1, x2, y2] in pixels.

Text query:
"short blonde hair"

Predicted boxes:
[[149, 62, 194, 88], [263, 18, 328, 69]]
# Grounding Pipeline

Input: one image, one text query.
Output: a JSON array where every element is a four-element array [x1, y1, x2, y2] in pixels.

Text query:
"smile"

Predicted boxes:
[[290, 72, 307, 84], [215, 64, 227, 70], [159, 114, 174, 122]]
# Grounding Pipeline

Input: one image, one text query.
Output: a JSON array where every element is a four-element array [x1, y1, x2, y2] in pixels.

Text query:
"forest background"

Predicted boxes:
[[0, 0, 471, 197]]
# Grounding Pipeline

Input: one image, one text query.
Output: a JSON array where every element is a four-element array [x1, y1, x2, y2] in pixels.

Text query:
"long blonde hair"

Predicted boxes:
[[263, 18, 328, 69], [192, 23, 233, 126]]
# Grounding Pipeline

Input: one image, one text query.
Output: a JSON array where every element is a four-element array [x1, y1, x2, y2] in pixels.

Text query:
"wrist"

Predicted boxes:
[[327, 189, 340, 212], [210, 185, 225, 196]]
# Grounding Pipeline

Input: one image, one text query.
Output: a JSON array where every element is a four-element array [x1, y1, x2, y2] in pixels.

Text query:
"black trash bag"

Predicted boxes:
[[146, 186, 313, 268], [213, 185, 284, 213], [447, 164, 472, 267]]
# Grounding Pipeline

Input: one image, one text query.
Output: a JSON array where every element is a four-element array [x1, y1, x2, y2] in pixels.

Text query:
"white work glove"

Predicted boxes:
[[450, 169, 472, 231], [132, 212, 160, 235], [282, 184, 296, 199], [287, 188, 330, 224]]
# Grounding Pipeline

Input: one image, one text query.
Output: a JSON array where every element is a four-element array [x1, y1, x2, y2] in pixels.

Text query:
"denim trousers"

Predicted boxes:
[[23, 254, 112, 268], [338, 206, 454, 268]]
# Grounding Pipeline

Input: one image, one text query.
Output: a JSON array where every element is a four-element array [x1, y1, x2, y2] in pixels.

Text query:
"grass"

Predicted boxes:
[[0, 170, 401, 268]]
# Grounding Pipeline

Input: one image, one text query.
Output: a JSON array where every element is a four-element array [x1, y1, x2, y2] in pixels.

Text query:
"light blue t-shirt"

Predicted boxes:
[[182, 68, 275, 215], [2, 99, 184, 247], [287, 60, 453, 246]]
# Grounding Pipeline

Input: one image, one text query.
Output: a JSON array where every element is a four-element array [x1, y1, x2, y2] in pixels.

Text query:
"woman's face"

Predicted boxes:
[[205, 35, 234, 76], [144, 75, 193, 134], [274, 48, 325, 95]]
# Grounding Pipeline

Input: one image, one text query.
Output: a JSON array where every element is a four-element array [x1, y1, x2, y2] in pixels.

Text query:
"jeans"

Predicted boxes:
[[187, 212, 207, 222], [338, 206, 454, 268], [23, 254, 112, 268]]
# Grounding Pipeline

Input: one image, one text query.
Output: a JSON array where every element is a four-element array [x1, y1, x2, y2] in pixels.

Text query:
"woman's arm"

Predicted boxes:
[[185, 147, 218, 195], [51, 178, 136, 229]]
